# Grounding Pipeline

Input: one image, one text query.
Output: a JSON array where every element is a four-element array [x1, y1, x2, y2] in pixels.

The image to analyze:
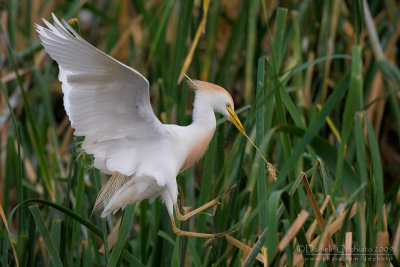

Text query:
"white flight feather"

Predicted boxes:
[[36, 14, 168, 182]]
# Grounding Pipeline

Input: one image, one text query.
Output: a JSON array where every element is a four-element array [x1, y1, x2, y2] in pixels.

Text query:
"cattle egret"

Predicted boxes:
[[36, 14, 274, 238]]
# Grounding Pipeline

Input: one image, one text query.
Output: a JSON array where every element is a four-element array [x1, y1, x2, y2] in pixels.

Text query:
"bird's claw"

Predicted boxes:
[[175, 183, 238, 221], [200, 227, 241, 247], [204, 183, 238, 215], [201, 204, 219, 217]]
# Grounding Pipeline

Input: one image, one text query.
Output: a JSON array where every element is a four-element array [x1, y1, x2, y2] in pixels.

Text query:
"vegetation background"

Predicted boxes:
[[1, 0, 400, 266]]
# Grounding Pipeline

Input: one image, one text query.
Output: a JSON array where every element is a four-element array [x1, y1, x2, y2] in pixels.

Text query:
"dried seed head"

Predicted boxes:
[[267, 162, 277, 181]]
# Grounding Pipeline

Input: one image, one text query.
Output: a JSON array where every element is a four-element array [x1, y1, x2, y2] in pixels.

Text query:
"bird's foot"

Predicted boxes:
[[175, 183, 238, 221], [170, 215, 239, 239]]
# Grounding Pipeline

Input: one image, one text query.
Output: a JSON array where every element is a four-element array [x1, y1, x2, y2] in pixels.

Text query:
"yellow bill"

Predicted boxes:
[[227, 106, 245, 135]]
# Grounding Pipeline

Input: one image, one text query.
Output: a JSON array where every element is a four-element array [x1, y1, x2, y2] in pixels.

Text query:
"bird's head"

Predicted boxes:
[[191, 80, 246, 135]]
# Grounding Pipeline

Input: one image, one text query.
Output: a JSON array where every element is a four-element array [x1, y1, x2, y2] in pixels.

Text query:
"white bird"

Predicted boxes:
[[36, 14, 247, 238]]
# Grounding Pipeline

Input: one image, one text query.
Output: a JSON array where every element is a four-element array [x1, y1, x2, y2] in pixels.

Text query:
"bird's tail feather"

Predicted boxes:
[[92, 172, 131, 215], [100, 176, 164, 217]]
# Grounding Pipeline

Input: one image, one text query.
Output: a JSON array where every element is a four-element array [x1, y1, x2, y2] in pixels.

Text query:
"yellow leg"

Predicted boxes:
[[169, 215, 238, 238], [174, 183, 237, 221]]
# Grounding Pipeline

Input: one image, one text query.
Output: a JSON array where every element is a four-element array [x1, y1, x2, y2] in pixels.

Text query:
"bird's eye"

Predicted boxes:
[[226, 103, 231, 108]]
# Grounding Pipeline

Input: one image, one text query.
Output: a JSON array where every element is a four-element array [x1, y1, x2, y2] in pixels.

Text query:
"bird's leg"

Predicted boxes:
[[169, 215, 238, 238], [174, 183, 237, 221]]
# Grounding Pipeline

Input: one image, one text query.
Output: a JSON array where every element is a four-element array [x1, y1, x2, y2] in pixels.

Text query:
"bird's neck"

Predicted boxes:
[[191, 92, 216, 131], [179, 92, 216, 172]]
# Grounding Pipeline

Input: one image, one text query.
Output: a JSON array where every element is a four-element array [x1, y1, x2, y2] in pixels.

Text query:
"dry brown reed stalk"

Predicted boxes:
[[393, 220, 400, 255], [314, 217, 334, 265], [303, 51, 315, 107], [0, 202, 19, 267], [306, 195, 331, 242], [59, 126, 74, 156], [293, 203, 359, 266], [225, 235, 266, 264], [366, 19, 400, 136], [178, 0, 211, 84], [302, 172, 335, 248], [345, 232, 352, 266], [278, 210, 309, 251], [375, 232, 389, 267], [99, 216, 122, 254]]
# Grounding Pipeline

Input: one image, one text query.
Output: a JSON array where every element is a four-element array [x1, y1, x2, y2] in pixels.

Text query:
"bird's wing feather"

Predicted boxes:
[[36, 14, 167, 176]]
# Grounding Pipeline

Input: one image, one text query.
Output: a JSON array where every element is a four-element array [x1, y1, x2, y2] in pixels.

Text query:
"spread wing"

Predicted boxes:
[[36, 14, 167, 175]]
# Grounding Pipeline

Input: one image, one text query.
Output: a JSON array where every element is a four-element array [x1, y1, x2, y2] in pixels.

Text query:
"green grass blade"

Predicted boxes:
[[354, 112, 367, 254], [170, 0, 194, 90], [2, 28, 53, 199], [8, 199, 102, 237], [29, 205, 63, 266], [0, 80, 24, 239], [187, 240, 202, 267], [354, 113, 368, 185], [196, 137, 217, 238], [147, 0, 173, 64], [265, 190, 284, 262], [335, 45, 362, 193], [171, 235, 179, 266], [244, 0, 258, 103], [215, 1, 247, 84], [3, 136, 17, 218], [366, 118, 384, 231], [71, 155, 86, 253], [92, 168, 110, 262], [268, 8, 295, 183], [158, 230, 175, 246], [121, 250, 146, 267], [278, 125, 359, 191], [107, 204, 136, 267], [50, 220, 62, 253], [7, 0, 17, 47], [276, 73, 349, 184], [256, 57, 267, 230], [242, 227, 268, 267]]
